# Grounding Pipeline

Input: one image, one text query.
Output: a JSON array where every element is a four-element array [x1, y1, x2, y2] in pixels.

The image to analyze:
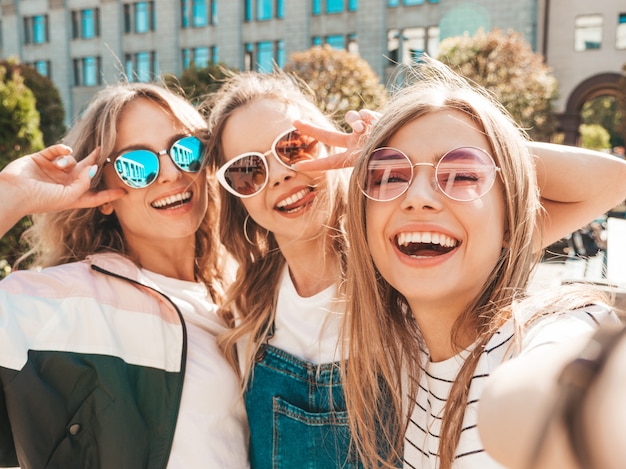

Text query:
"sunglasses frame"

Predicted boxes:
[[216, 127, 318, 198], [361, 145, 501, 202], [105, 135, 204, 189]]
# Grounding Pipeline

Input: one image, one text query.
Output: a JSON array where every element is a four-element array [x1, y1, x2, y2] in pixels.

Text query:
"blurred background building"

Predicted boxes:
[[0, 0, 624, 146]]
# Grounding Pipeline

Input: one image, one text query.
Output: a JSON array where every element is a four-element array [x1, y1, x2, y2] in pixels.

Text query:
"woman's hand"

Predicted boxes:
[[0, 145, 126, 237], [293, 109, 380, 171]]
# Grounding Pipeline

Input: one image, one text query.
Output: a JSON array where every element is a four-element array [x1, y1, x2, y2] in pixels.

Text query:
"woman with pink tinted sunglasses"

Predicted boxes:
[[328, 58, 624, 469]]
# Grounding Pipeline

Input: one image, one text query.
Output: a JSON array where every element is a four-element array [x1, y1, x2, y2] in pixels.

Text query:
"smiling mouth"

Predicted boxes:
[[151, 191, 192, 209], [395, 231, 459, 257], [275, 187, 314, 213]]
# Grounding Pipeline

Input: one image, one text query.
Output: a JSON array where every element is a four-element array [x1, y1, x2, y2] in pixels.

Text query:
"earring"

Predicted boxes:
[[243, 214, 256, 245]]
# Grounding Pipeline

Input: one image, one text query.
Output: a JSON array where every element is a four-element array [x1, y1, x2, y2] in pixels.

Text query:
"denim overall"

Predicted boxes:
[[245, 342, 362, 469]]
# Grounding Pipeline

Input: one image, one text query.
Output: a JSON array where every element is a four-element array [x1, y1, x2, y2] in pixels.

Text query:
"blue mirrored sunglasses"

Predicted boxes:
[[105, 135, 204, 189]]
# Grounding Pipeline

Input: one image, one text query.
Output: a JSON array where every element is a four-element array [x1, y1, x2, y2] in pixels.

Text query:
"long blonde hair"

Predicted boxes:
[[23, 82, 227, 301], [205, 71, 350, 383], [342, 58, 608, 468]]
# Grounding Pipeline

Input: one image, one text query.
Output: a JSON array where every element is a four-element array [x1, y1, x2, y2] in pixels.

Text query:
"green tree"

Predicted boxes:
[[581, 95, 623, 148], [437, 28, 558, 142], [616, 63, 626, 148], [0, 65, 44, 275], [284, 45, 389, 129], [164, 63, 238, 108], [579, 123, 611, 151], [0, 58, 66, 146]]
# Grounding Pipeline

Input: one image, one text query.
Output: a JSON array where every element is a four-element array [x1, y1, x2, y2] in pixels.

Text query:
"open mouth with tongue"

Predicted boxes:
[[395, 231, 459, 257], [151, 191, 192, 209], [275, 187, 315, 214]]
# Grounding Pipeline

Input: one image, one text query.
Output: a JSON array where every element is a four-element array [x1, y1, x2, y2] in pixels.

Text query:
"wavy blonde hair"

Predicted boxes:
[[205, 71, 350, 383], [23, 82, 227, 302], [342, 58, 609, 468]]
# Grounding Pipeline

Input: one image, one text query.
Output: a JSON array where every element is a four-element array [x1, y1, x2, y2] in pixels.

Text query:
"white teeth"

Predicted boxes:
[[151, 191, 191, 208], [276, 188, 309, 208], [397, 231, 457, 248]]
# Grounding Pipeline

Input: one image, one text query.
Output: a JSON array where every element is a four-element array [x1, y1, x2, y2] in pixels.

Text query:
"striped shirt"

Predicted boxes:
[[403, 303, 617, 469]]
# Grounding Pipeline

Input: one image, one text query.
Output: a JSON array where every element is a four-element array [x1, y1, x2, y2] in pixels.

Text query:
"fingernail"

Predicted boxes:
[[88, 165, 97, 179], [55, 157, 68, 168], [353, 122, 364, 133]]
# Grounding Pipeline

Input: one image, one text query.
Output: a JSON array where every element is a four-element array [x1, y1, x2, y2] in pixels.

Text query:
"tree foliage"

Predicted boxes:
[[164, 63, 239, 108], [284, 45, 388, 129], [437, 28, 558, 141], [0, 59, 66, 146], [616, 63, 626, 148], [579, 123, 611, 150], [0, 66, 43, 166], [0, 64, 44, 273], [581, 95, 622, 148]]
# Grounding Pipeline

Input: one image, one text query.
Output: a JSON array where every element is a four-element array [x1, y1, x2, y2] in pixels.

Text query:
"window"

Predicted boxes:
[[244, 0, 283, 21], [313, 0, 321, 15], [257, 0, 272, 20], [389, 0, 434, 4], [427, 26, 439, 57], [72, 8, 100, 39], [617, 13, 626, 49], [194, 47, 209, 67], [311, 35, 356, 51], [257, 41, 273, 72], [136, 52, 151, 80], [326, 34, 345, 49], [24, 15, 49, 45], [276, 40, 285, 67], [27, 60, 51, 78], [181, 0, 216, 27], [192, 0, 208, 26], [125, 51, 157, 82], [387, 30, 400, 62], [387, 26, 439, 64], [403, 27, 426, 62], [135, 3, 150, 32], [245, 0, 253, 21], [327, 0, 343, 14], [244, 41, 283, 72], [574, 14, 603, 51], [73, 56, 101, 86], [315, 0, 357, 14], [277, 0, 284, 19], [124, 2, 155, 33], [182, 46, 218, 68]]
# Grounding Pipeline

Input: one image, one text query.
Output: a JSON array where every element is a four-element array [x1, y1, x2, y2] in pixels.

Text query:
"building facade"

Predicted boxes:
[[0, 0, 624, 144]]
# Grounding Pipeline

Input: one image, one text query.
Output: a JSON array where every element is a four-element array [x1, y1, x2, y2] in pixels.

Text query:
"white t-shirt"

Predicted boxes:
[[403, 303, 617, 469], [141, 269, 249, 469], [269, 266, 345, 364]]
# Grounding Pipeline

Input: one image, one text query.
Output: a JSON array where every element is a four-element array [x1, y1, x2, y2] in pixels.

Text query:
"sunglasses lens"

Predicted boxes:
[[113, 150, 159, 188], [436, 147, 496, 201], [222, 154, 268, 196], [170, 136, 204, 172], [364, 148, 413, 201], [274, 130, 320, 166]]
